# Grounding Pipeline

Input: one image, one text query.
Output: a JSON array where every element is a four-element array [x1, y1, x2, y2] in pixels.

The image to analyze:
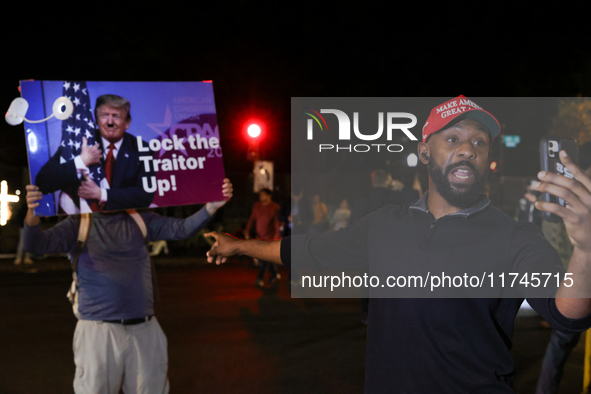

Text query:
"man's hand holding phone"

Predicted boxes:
[[531, 150, 591, 253]]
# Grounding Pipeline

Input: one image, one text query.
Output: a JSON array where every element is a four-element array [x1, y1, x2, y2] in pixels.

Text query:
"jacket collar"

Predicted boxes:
[[409, 191, 490, 219]]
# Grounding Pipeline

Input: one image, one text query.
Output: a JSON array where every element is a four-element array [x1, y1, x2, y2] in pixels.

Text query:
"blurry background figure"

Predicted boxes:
[[149, 240, 169, 256], [245, 188, 281, 287], [13, 203, 33, 265], [290, 187, 312, 236], [332, 200, 351, 231], [412, 172, 425, 197], [535, 141, 591, 394], [278, 194, 291, 238], [349, 169, 392, 226], [515, 180, 544, 229], [390, 180, 404, 191], [309, 194, 329, 233], [288, 187, 312, 289], [390, 171, 420, 207]]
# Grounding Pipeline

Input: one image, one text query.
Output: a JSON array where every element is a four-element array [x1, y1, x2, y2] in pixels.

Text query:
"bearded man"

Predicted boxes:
[[204, 96, 591, 393]]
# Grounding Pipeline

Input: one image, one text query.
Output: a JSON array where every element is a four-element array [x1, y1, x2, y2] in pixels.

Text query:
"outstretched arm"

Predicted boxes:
[[205, 232, 282, 265], [146, 178, 233, 241], [531, 150, 591, 318]]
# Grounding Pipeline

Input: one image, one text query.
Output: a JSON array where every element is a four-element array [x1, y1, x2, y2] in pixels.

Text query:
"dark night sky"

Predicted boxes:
[[2, 7, 591, 196]]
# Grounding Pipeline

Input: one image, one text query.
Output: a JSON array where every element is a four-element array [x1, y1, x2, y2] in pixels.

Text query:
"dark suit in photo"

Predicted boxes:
[[36, 131, 154, 212]]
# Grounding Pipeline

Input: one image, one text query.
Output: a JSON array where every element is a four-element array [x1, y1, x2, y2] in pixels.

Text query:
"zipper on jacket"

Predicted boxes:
[[420, 221, 437, 250]]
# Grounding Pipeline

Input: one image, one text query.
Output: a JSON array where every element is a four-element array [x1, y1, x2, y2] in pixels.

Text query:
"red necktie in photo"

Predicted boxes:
[[105, 144, 115, 185]]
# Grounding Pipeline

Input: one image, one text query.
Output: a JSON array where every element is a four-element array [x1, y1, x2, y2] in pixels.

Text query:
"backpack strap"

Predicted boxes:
[[67, 213, 92, 319], [72, 213, 92, 276], [126, 209, 160, 302], [126, 209, 148, 244]]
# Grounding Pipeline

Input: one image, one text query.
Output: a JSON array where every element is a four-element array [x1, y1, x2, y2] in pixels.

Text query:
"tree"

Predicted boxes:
[[550, 98, 591, 144]]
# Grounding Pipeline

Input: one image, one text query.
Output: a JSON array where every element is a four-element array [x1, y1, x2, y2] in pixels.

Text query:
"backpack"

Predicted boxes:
[[66, 209, 158, 318]]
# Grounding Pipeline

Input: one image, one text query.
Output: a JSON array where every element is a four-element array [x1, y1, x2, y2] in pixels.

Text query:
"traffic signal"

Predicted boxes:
[[244, 119, 264, 161], [247, 124, 261, 138]]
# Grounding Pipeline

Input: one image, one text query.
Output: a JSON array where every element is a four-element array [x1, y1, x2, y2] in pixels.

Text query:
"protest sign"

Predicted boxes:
[[20, 80, 225, 216]]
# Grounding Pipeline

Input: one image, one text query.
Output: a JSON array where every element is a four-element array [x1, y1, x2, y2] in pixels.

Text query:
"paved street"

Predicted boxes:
[[0, 255, 587, 393]]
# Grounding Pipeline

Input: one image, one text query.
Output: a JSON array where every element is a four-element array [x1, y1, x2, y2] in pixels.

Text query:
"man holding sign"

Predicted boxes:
[[36, 94, 154, 212], [24, 177, 232, 394]]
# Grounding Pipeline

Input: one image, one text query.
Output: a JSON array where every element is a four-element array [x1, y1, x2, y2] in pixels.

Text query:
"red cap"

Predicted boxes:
[[421, 96, 500, 143]]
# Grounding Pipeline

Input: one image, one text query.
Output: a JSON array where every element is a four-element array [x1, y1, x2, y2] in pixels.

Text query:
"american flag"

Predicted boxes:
[[59, 81, 104, 196]]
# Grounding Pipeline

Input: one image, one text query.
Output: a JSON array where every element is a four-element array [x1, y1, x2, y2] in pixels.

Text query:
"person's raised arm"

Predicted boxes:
[[146, 179, 233, 241], [25, 185, 42, 227], [23, 185, 78, 255], [205, 178, 233, 216]]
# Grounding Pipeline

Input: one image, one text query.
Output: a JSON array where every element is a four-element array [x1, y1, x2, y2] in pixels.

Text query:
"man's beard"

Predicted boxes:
[[428, 159, 488, 209]]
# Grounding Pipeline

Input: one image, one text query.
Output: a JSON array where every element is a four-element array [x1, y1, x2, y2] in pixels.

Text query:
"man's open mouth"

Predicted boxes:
[[449, 166, 474, 182]]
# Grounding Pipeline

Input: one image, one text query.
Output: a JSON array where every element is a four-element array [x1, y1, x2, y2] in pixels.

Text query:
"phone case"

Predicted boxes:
[[539, 137, 579, 222]]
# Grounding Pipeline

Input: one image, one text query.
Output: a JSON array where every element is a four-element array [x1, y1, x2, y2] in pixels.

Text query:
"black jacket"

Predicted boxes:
[[283, 192, 591, 393]]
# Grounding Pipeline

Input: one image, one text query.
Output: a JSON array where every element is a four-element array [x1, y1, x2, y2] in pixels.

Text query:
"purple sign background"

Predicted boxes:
[[20, 80, 226, 216]]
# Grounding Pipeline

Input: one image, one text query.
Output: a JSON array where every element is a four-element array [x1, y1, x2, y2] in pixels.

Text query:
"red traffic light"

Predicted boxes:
[[244, 119, 264, 161], [243, 119, 265, 141], [247, 124, 261, 138]]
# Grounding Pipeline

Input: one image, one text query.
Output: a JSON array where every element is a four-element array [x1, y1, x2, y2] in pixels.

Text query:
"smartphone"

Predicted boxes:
[[539, 137, 579, 222]]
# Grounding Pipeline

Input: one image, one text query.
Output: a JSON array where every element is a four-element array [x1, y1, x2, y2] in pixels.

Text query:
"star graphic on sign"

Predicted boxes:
[[63, 81, 71, 90], [147, 105, 173, 137], [76, 114, 81, 120], [73, 83, 80, 92], [147, 105, 179, 157], [87, 120, 95, 128], [82, 88, 87, 95], [74, 128, 81, 137], [66, 125, 74, 133], [73, 97, 81, 106], [85, 130, 93, 139]]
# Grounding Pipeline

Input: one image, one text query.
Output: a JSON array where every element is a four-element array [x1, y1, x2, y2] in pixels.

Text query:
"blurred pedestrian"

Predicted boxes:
[[515, 181, 544, 228], [13, 203, 33, 265], [290, 187, 313, 235], [332, 199, 351, 230], [309, 194, 329, 233], [245, 188, 282, 286], [349, 169, 393, 226]]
